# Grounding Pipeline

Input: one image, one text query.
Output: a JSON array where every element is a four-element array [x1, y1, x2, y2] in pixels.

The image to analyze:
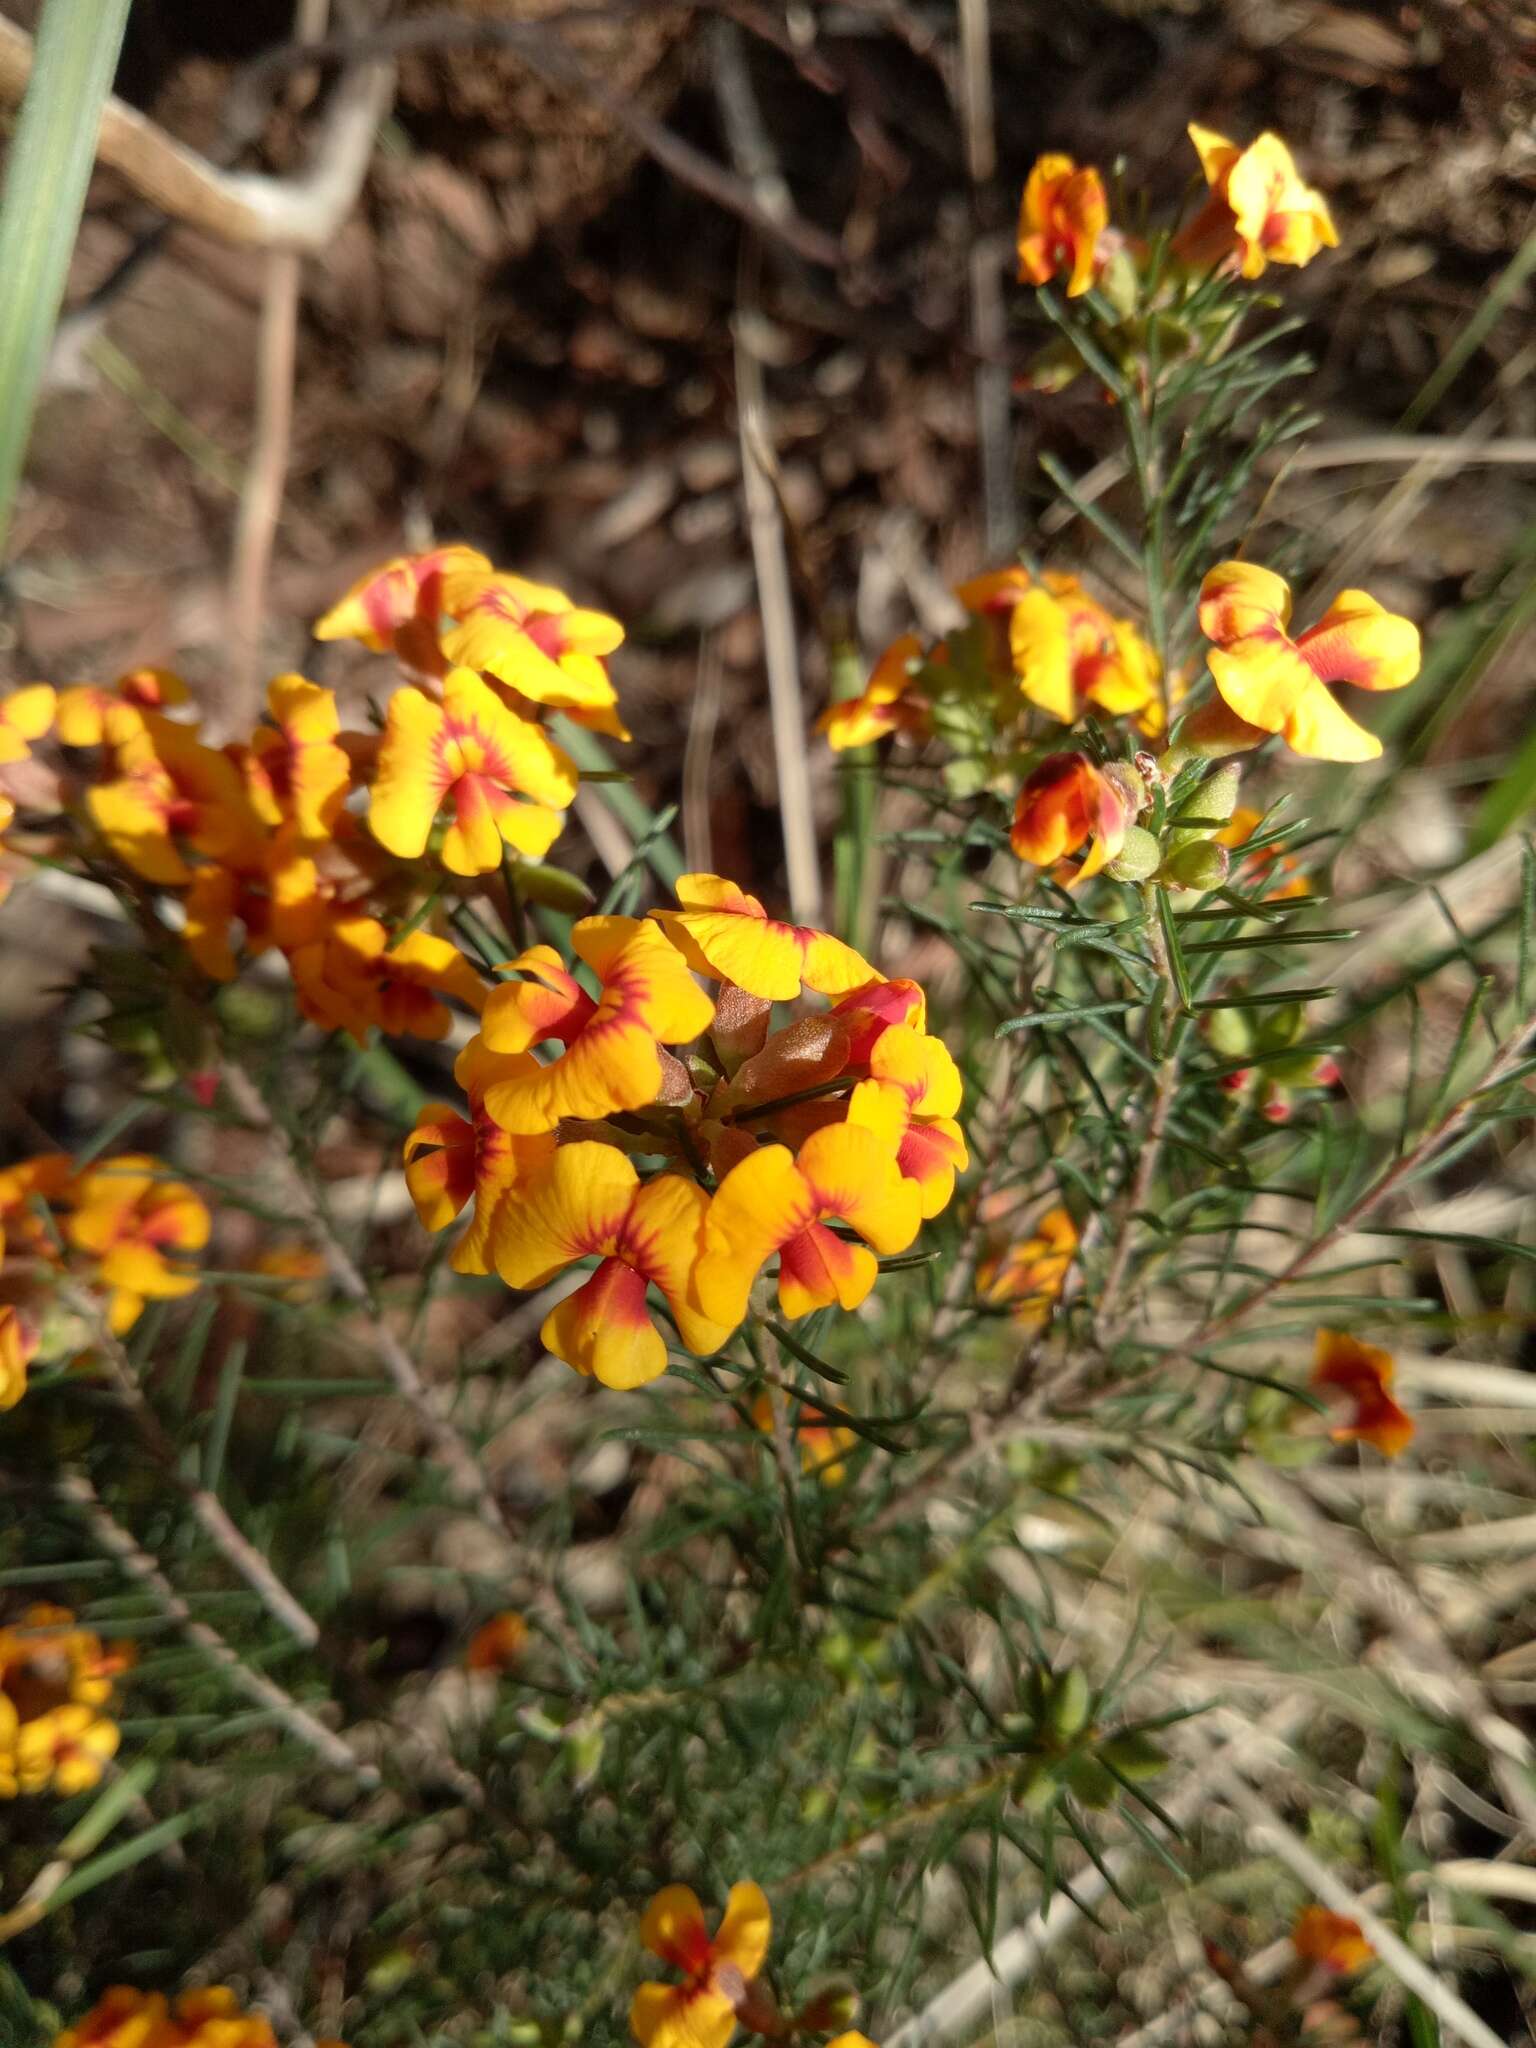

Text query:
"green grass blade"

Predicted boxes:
[[0, 0, 134, 555]]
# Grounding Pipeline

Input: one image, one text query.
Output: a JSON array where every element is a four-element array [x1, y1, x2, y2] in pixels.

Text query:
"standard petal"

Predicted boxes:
[[713, 1879, 772, 1979], [1295, 592, 1420, 693]]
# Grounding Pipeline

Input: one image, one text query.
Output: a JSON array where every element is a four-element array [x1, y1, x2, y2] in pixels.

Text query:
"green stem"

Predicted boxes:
[[0, 0, 133, 557]]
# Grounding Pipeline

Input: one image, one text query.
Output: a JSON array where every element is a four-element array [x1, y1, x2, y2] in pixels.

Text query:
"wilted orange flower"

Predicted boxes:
[[477, 916, 715, 1132], [313, 542, 491, 652], [438, 564, 625, 716], [1016, 154, 1108, 298], [368, 668, 578, 874], [654, 874, 878, 1003], [1199, 562, 1420, 762], [0, 684, 56, 765], [465, 1610, 529, 1672], [64, 1155, 210, 1335], [56, 668, 188, 749], [88, 713, 263, 885], [699, 1124, 921, 1325], [240, 674, 351, 842], [978, 1206, 1077, 1327], [1008, 574, 1161, 728], [1010, 753, 1131, 877], [0, 1303, 37, 1410], [751, 1391, 857, 1486], [1292, 1904, 1374, 1975], [404, 1039, 558, 1274], [631, 1881, 772, 2048], [493, 1144, 731, 1387], [818, 633, 928, 751], [1177, 124, 1338, 279], [847, 1024, 968, 1218], [289, 915, 488, 1045], [1311, 1329, 1413, 1458]]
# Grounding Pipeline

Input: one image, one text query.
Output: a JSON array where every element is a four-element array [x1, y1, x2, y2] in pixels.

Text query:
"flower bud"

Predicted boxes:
[[1161, 839, 1229, 891], [563, 1723, 605, 1786], [1096, 244, 1139, 321], [799, 1984, 861, 2032], [1197, 763, 1242, 823], [1045, 1666, 1092, 1741], [1104, 825, 1161, 882]]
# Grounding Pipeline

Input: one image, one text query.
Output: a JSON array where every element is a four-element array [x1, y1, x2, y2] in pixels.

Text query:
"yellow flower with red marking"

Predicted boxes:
[[289, 913, 488, 1045], [477, 916, 716, 1132], [1010, 753, 1133, 878], [56, 668, 188, 750], [241, 674, 351, 842], [1009, 574, 1161, 728], [698, 1124, 921, 1325], [313, 542, 491, 653], [818, 633, 928, 751], [63, 1155, 210, 1335], [1292, 1904, 1374, 1975], [654, 874, 878, 1003], [1216, 805, 1310, 900], [1178, 124, 1338, 279], [438, 563, 625, 716], [368, 669, 578, 874], [88, 714, 264, 885], [978, 1206, 1078, 1327], [0, 684, 56, 765], [1016, 154, 1109, 298], [751, 1391, 857, 1486], [1310, 1329, 1413, 1458], [846, 1024, 968, 1219], [404, 1039, 558, 1274], [631, 1881, 772, 2048], [492, 1143, 732, 1388], [1199, 562, 1419, 762], [0, 1303, 38, 1410]]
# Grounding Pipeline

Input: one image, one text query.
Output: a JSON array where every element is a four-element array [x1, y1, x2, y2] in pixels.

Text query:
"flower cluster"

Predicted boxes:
[[0, 546, 627, 1056], [0, 1152, 210, 1411], [1, 1604, 131, 1800], [406, 877, 962, 1388], [53, 1987, 346, 2048]]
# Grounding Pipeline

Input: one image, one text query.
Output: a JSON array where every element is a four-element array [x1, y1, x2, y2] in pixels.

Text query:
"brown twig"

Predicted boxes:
[[55, 1469, 378, 1787]]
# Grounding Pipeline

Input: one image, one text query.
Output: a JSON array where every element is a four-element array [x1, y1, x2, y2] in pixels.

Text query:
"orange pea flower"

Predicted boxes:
[[654, 874, 878, 1003], [0, 1151, 74, 1259], [477, 916, 715, 1132], [63, 1155, 210, 1335], [465, 1610, 529, 1673], [1177, 124, 1338, 280], [847, 1024, 967, 1218], [313, 542, 491, 652], [88, 714, 264, 885], [0, 684, 56, 764], [492, 1143, 732, 1387], [1010, 753, 1132, 877], [1016, 154, 1108, 298], [1292, 1904, 1374, 1975], [818, 633, 928, 751], [1008, 574, 1161, 727], [630, 1881, 772, 2048], [404, 1039, 558, 1273], [698, 1124, 921, 1325], [0, 1304, 38, 1410], [289, 914, 488, 1045], [439, 564, 625, 715], [51, 1987, 174, 2048], [368, 668, 578, 874], [751, 1391, 857, 1486], [978, 1206, 1078, 1327], [0, 1699, 120, 1798], [1310, 1329, 1413, 1458], [56, 668, 188, 749], [241, 674, 351, 842], [1199, 562, 1419, 762]]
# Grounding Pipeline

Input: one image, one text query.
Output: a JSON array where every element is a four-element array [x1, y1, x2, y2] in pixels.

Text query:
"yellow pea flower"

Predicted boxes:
[[653, 873, 878, 1003], [1177, 124, 1338, 279], [88, 714, 264, 886], [56, 668, 188, 750], [1292, 1904, 1374, 1975], [0, 683, 56, 765], [240, 674, 352, 842], [289, 914, 488, 1045], [698, 1123, 921, 1326], [63, 1155, 210, 1335], [1009, 753, 1131, 877], [817, 632, 928, 751], [1198, 561, 1419, 762], [403, 1038, 558, 1275], [313, 542, 492, 651], [492, 1143, 733, 1388], [977, 1206, 1078, 1327], [630, 1881, 772, 2048], [846, 1024, 968, 1219], [0, 1303, 38, 1411], [477, 916, 716, 1132], [438, 564, 625, 715], [367, 669, 578, 874]]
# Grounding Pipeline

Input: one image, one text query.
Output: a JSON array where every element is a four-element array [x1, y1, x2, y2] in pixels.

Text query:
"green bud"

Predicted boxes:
[[509, 860, 596, 916], [1205, 1006, 1253, 1058], [1046, 1666, 1092, 1741], [1096, 248, 1139, 322], [1199, 764, 1242, 823], [1252, 1428, 1330, 1469], [1161, 840, 1229, 891], [1012, 1758, 1059, 1813], [1063, 1752, 1116, 1809], [1104, 825, 1161, 883], [1099, 1731, 1167, 1781], [564, 1725, 605, 1786], [366, 1949, 417, 1994]]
